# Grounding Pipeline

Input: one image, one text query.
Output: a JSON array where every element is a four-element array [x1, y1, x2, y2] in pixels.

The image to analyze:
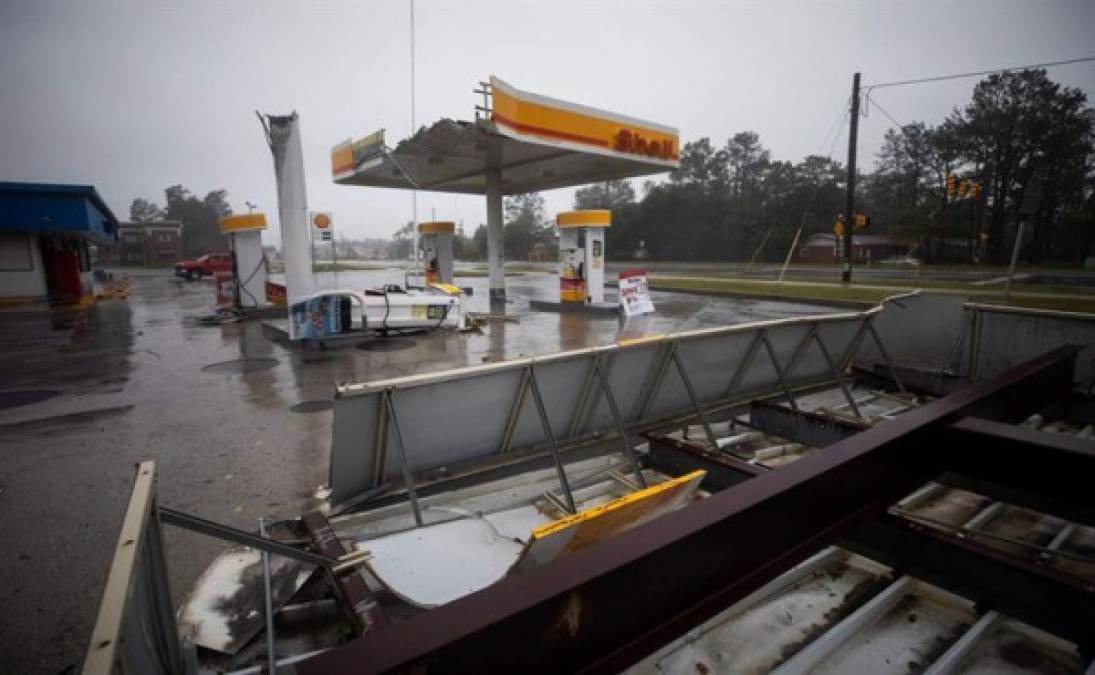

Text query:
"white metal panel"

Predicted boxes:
[[329, 308, 880, 506], [970, 305, 1095, 383], [359, 516, 527, 608], [383, 367, 526, 481]]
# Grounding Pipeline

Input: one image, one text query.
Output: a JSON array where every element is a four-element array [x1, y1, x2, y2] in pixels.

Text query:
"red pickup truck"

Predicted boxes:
[[175, 253, 233, 281]]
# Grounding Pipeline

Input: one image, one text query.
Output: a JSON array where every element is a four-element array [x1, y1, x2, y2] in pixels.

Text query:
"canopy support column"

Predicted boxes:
[[262, 112, 314, 304], [486, 168, 505, 310]]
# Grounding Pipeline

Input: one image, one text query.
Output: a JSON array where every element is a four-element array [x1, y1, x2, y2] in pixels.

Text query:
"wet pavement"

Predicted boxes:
[[0, 267, 834, 674]]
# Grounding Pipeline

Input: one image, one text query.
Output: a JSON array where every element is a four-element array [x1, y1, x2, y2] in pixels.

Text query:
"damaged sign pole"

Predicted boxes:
[[258, 112, 314, 306]]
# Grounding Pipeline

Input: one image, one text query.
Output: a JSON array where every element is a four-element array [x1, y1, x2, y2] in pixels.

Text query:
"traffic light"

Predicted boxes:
[[958, 178, 970, 198], [970, 180, 982, 200], [853, 213, 871, 229], [946, 173, 957, 199], [833, 214, 845, 237]]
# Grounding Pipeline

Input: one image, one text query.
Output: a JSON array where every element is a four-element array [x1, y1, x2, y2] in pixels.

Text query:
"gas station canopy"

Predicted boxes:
[[331, 77, 679, 195], [331, 76, 679, 306]]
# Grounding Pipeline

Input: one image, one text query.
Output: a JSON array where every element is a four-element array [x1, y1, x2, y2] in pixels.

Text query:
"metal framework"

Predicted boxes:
[[82, 462, 185, 675], [328, 303, 908, 511], [294, 345, 1089, 674]]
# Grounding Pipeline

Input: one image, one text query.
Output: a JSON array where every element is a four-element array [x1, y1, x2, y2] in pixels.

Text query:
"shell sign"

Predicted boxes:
[[311, 212, 332, 231], [489, 76, 679, 166]]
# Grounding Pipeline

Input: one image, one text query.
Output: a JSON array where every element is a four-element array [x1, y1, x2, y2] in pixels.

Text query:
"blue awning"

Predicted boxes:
[[0, 182, 119, 245]]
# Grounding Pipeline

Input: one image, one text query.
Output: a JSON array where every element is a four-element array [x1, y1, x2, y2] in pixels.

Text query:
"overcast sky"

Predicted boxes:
[[2, 0, 1094, 244]]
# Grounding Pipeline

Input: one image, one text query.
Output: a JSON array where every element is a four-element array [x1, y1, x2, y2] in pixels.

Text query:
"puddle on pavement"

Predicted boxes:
[[290, 400, 334, 413], [0, 390, 60, 410], [355, 338, 417, 352], [201, 358, 280, 374], [0, 390, 60, 412]]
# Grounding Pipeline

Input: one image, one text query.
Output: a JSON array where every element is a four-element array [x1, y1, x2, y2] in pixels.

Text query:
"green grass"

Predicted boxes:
[[647, 275, 1095, 314]]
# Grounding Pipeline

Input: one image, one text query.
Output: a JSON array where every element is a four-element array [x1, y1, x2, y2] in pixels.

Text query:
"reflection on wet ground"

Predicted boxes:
[[0, 267, 835, 674]]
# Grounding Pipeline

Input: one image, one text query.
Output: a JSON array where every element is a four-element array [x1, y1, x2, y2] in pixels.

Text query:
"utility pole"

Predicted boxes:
[[842, 72, 861, 283]]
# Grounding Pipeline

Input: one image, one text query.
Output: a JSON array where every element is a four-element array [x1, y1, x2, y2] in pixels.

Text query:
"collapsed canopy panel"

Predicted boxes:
[[328, 306, 879, 505], [330, 76, 680, 195]]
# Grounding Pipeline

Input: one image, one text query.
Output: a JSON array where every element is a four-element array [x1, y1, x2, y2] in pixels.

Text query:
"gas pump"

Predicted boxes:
[[218, 214, 268, 309], [556, 210, 609, 304], [418, 221, 454, 285]]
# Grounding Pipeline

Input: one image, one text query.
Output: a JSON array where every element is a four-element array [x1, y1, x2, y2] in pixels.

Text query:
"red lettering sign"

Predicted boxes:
[[614, 129, 675, 160]]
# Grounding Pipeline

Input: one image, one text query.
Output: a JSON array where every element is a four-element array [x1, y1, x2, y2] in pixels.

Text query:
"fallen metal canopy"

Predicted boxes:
[[330, 119, 674, 195], [853, 292, 1095, 384], [331, 76, 680, 195], [295, 345, 1088, 674], [329, 304, 888, 508]]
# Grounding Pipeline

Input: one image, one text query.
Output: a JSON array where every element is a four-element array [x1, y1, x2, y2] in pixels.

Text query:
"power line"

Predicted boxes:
[[865, 93, 906, 130], [866, 55, 1095, 90], [816, 97, 851, 159], [824, 109, 850, 159]]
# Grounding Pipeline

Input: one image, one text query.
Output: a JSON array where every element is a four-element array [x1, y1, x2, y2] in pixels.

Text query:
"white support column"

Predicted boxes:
[[485, 168, 505, 309], [265, 113, 314, 304]]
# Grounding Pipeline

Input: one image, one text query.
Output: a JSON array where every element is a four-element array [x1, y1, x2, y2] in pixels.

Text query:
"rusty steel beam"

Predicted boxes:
[[843, 514, 1095, 651], [938, 416, 1095, 528], [664, 418, 1095, 650], [747, 400, 1095, 527], [295, 346, 1081, 675], [747, 399, 868, 447], [645, 433, 761, 492], [299, 511, 389, 636]]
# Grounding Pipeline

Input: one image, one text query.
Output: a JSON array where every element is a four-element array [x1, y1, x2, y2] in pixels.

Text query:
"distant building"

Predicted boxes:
[[105, 221, 184, 266], [796, 233, 910, 264], [0, 182, 118, 301]]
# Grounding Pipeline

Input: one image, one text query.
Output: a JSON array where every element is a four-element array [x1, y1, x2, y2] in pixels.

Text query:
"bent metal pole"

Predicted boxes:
[[263, 112, 315, 304]]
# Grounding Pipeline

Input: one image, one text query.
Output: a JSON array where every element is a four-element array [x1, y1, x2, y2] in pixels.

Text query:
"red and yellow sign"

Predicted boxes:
[[218, 213, 267, 234], [331, 130, 385, 179], [560, 277, 587, 303], [490, 76, 679, 164], [557, 210, 611, 229], [417, 221, 455, 235], [311, 212, 332, 230]]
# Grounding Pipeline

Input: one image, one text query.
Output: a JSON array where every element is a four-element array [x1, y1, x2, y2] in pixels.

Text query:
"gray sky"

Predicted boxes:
[[2, 0, 1094, 245]]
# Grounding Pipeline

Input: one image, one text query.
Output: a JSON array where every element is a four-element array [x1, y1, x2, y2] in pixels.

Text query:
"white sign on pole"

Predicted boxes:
[[618, 269, 654, 316], [310, 211, 333, 232], [312, 211, 334, 241]]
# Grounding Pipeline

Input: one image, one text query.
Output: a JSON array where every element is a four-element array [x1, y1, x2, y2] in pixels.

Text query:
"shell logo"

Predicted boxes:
[[312, 212, 332, 229]]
